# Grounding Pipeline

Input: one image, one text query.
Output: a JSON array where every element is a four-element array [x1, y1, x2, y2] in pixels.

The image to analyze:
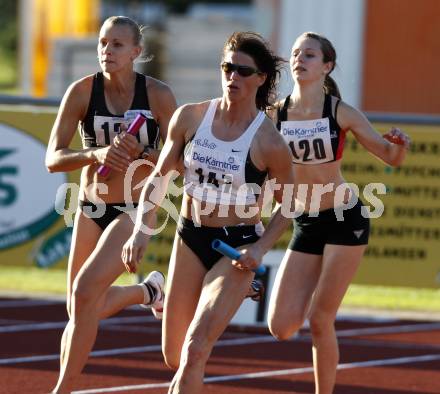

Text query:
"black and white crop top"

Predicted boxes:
[[183, 99, 267, 205], [79, 72, 160, 149], [276, 94, 345, 164]]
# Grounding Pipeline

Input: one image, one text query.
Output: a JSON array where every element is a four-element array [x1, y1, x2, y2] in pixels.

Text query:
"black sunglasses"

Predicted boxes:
[[221, 62, 261, 77]]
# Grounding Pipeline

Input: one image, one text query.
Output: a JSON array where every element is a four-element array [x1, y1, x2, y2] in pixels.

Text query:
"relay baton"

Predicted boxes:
[[211, 239, 266, 275], [97, 113, 147, 177]]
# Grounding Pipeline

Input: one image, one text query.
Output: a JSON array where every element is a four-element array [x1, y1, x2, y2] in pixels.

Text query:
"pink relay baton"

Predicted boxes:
[[97, 113, 147, 177]]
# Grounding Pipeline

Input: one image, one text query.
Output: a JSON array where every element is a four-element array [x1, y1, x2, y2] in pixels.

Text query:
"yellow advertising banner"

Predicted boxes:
[[342, 123, 440, 288]]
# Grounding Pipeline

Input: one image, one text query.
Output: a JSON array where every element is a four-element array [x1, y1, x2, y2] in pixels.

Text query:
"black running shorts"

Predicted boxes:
[[177, 216, 264, 270], [288, 199, 370, 255]]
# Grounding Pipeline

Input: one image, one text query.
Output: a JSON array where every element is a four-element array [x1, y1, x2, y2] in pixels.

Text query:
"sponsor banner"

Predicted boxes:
[[34, 227, 72, 268], [1, 109, 438, 290], [341, 123, 440, 288], [0, 106, 74, 268]]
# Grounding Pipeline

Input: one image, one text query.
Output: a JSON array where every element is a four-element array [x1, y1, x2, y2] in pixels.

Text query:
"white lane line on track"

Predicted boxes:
[[0, 344, 162, 365], [75, 382, 171, 393], [3, 317, 440, 337], [0, 335, 275, 365], [0, 298, 141, 312], [101, 325, 250, 338], [0, 315, 156, 333], [72, 353, 440, 393], [2, 321, 440, 365]]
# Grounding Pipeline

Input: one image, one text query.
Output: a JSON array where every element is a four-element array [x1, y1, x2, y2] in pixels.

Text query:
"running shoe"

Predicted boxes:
[[140, 271, 165, 319]]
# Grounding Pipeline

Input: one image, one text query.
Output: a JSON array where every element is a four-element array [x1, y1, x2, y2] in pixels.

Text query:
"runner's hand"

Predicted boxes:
[[232, 243, 264, 273], [383, 127, 410, 148], [121, 232, 148, 274]]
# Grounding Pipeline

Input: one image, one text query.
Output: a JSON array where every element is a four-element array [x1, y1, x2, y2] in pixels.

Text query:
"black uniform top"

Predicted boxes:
[[276, 94, 345, 164], [79, 72, 160, 149]]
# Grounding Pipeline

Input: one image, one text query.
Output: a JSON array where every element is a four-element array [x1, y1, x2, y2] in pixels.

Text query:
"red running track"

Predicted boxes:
[[0, 297, 439, 394]]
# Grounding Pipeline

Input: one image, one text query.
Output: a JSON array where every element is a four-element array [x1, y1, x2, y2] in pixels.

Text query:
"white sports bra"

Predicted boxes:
[[183, 99, 267, 205]]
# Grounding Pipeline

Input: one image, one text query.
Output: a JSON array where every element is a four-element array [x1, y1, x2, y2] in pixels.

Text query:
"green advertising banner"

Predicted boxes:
[[0, 105, 73, 268]]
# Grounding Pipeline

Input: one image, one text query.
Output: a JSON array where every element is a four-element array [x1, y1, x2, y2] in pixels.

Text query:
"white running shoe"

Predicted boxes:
[[140, 271, 165, 319]]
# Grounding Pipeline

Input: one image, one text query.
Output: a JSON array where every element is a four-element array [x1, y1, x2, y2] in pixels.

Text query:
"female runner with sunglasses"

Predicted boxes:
[[122, 31, 294, 393], [267, 32, 410, 394]]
